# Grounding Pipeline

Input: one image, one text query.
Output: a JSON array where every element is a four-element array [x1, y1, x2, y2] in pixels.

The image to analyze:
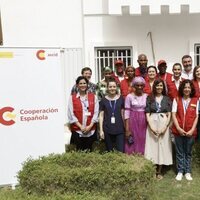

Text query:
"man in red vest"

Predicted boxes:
[[166, 63, 184, 101], [135, 54, 148, 78], [112, 59, 125, 84], [157, 60, 172, 82]]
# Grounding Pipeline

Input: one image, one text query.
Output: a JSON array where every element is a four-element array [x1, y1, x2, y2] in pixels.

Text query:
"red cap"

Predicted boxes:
[[115, 59, 124, 66], [157, 60, 166, 66]]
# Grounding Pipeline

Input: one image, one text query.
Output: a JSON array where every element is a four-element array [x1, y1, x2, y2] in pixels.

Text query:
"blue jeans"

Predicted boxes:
[[174, 135, 194, 174]]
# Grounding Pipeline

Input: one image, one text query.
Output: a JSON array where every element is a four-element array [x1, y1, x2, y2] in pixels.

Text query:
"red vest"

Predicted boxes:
[[135, 67, 147, 79], [166, 77, 184, 101], [120, 79, 134, 98], [111, 73, 125, 85], [172, 97, 198, 136], [158, 72, 172, 82], [143, 80, 153, 95], [192, 80, 200, 98], [71, 93, 96, 131]]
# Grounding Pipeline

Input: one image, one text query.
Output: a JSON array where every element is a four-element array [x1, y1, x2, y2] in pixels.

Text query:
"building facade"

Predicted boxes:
[[1, 0, 200, 122]]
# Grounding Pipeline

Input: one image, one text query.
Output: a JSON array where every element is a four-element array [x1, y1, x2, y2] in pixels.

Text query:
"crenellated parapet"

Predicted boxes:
[[83, 0, 200, 15]]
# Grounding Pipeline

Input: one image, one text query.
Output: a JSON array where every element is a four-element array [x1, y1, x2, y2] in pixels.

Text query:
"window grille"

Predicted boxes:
[[194, 44, 200, 66], [95, 47, 132, 81]]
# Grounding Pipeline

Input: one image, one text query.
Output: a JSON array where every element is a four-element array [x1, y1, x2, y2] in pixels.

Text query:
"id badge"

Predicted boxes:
[[85, 111, 91, 116], [132, 100, 138, 106], [111, 116, 115, 124], [153, 114, 158, 121]]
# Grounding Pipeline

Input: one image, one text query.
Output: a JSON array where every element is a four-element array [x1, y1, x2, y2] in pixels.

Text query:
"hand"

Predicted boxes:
[[185, 130, 193, 137], [99, 131, 105, 140], [149, 127, 159, 137], [125, 131, 131, 139], [83, 125, 92, 134], [177, 127, 187, 136], [159, 126, 168, 136], [80, 125, 86, 132]]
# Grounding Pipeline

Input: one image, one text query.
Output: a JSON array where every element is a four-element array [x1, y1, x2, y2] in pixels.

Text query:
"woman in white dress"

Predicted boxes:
[[145, 79, 172, 179]]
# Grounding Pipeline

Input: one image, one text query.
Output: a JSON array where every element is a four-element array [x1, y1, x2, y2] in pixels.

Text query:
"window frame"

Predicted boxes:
[[94, 46, 133, 81]]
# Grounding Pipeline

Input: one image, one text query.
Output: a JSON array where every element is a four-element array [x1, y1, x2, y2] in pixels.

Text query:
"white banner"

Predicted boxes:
[[0, 48, 65, 186]]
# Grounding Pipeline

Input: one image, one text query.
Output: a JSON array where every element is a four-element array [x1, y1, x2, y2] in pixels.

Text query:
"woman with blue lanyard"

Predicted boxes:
[[172, 79, 199, 181], [99, 78, 125, 152]]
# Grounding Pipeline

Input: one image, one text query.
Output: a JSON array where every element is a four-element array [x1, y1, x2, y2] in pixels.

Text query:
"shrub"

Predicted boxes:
[[192, 142, 200, 168], [18, 152, 155, 199]]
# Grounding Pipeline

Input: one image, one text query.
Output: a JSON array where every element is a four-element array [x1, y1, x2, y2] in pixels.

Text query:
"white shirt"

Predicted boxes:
[[67, 92, 99, 137], [114, 72, 125, 82], [172, 98, 199, 114], [171, 76, 183, 90], [181, 70, 193, 80]]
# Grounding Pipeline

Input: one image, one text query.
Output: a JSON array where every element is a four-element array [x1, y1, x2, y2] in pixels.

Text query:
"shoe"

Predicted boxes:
[[175, 172, 183, 181], [156, 174, 163, 180], [185, 173, 193, 181]]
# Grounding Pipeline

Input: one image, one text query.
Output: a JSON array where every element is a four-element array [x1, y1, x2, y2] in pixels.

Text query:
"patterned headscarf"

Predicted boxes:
[[132, 76, 146, 86]]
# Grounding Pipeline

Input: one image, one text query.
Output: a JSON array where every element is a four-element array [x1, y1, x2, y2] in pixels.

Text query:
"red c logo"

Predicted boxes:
[[0, 107, 15, 126], [36, 50, 45, 60]]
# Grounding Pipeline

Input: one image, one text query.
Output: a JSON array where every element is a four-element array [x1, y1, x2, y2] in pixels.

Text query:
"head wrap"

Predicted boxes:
[[132, 76, 146, 86], [103, 66, 112, 72]]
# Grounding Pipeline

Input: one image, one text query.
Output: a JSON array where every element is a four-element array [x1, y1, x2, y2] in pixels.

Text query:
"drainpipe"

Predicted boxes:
[[147, 32, 156, 66]]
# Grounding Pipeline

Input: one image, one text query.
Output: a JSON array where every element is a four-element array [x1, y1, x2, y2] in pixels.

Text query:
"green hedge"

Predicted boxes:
[[192, 142, 200, 168], [18, 151, 155, 199], [0, 188, 108, 200]]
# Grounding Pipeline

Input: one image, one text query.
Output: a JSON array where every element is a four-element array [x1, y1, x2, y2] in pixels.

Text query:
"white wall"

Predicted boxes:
[[0, 0, 83, 48], [0, 0, 84, 145], [84, 13, 200, 74]]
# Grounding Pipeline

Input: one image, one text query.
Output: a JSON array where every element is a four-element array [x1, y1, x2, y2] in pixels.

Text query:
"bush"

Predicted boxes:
[[18, 152, 155, 199], [192, 142, 200, 168], [0, 188, 109, 200]]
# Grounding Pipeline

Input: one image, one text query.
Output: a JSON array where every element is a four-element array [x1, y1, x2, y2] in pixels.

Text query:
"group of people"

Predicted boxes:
[[67, 54, 200, 181]]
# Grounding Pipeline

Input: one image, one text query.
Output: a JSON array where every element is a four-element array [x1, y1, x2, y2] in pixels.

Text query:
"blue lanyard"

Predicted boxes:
[[81, 98, 89, 111], [182, 98, 190, 112], [109, 100, 117, 116], [156, 102, 161, 113]]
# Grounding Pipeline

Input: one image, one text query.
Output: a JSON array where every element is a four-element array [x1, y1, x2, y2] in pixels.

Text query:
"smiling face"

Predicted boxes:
[[82, 70, 92, 81], [77, 78, 88, 93], [115, 64, 124, 74], [134, 83, 144, 95], [107, 81, 117, 96], [147, 67, 157, 80], [158, 63, 167, 75], [104, 71, 112, 80], [137, 55, 148, 68], [182, 57, 192, 73], [173, 64, 182, 79], [183, 83, 192, 98], [155, 82, 164, 95], [126, 67, 135, 79], [195, 67, 200, 80]]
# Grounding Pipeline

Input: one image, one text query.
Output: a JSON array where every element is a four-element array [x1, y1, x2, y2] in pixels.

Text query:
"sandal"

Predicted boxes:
[[156, 173, 163, 180]]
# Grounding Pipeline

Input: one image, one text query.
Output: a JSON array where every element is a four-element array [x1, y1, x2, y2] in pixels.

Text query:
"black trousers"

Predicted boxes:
[[70, 131, 96, 151], [104, 133, 124, 152]]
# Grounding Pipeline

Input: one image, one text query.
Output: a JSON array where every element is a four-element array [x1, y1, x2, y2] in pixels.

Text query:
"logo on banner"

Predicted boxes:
[[36, 50, 58, 60], [36, 50, 46, 60], [0, 107, 16, 126], [0, 106, 59, 125]]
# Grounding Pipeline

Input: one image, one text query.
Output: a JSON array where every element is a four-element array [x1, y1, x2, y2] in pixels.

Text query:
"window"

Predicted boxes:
[[0, 12, 3, 45], [194, 44, 200, 66], [95, 47, 132, 81]]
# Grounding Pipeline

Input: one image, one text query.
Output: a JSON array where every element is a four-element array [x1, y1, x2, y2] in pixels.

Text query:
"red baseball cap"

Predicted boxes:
[[157, 60, 167, 66], [115, 59, 124, 66]]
